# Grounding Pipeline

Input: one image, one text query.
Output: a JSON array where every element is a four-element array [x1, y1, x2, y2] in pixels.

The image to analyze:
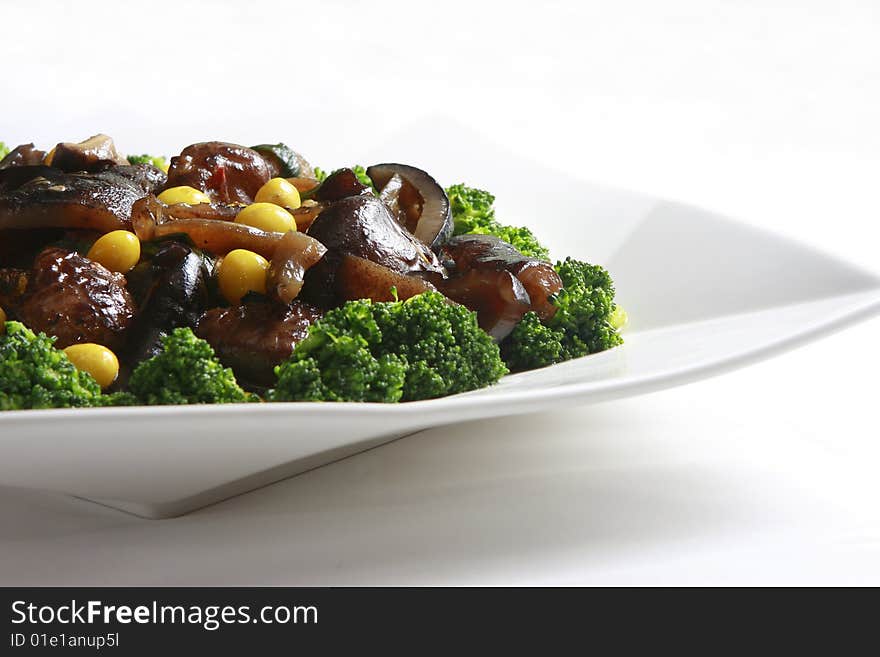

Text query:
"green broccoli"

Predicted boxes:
[[501, 258, 624, 371], [126, 153, 167, 170], [445, 183, 550, 260], [500, 312, 564, 372], [0, 142, 9, 160], [128, 327, 251, 405], [270, 298, 406, 402], [0, 321, 103, 410], [269, 292, 507, 403], [552, 258, 623, 356], [98, 391, 140, 407]]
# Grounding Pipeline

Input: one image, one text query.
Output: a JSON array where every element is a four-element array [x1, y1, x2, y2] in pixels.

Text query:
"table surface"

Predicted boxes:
[[1, 0, 878, 585]]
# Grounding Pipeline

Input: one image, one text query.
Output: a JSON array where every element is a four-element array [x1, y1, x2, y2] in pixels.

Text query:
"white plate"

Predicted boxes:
[[2, 125, 879, 518]]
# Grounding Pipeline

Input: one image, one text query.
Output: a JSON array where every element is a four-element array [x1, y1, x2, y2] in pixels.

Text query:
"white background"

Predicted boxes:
[[1, 0, 878, 584]]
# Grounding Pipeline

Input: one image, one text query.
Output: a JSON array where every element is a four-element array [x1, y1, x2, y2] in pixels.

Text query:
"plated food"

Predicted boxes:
[[0, 136, 625, 409]]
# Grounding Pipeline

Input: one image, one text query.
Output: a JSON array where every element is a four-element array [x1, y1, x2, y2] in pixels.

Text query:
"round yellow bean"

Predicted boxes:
[[254, 177, 301, 209], [87, 230, 141, 273], [235, 202, 296, 233], [217, 249, 270, 304], [63, 343, 119, 388], [157, 186, 211, 205]]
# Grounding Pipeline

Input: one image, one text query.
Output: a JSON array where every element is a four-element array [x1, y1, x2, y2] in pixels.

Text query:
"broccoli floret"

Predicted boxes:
[[98, 391, 139, 407], [500, 312, 565, 372], [609, 304, 628, 330], [551, 258, 623, 356], [351, 165, 373, 189], [501, 258, 624, 371], [126, 153, 167, 170], [0, 321, 103, 409], [446, 183, 550, 260], [128, 327, 250, 405], [269, 292, 507, 403], [0, 142, 9, 160], [270, 300, 407, 403], [268, 299, 406, 402], [372, 292, 507, 400], [313, 165, 375, 191], [446, 183, 496, 232]]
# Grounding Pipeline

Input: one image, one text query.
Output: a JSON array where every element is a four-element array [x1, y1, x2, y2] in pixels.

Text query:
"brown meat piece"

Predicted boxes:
[[196, 302, 324, 386], [16, 247, 135, 349], [165, 142, 273, 204]]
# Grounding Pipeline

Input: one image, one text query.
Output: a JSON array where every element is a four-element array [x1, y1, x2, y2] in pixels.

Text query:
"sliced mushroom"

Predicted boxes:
[[313, 168, 372, 202], [123, 241, 212, 367], [111, 164, 168, 195], [440, 234, 563, 321], [366, 163, 453, 250], [0, 168, 150, 233], [0, 165, 57, 194], [436, 269, 531, 340], [50, 134, 128, 172], [306, 194, 442, 275], [0, 143, 47, 169]]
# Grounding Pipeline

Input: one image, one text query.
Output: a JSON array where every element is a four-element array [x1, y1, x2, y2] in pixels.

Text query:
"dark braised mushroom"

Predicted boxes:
[[111, 164, 168, 195], [313, 167, 373, 202], [15, 247, 136, 350], [164, 142, 273, 204], [307, 195, 442, 275], [0, 168, 151, 233], [0, 165, 57, 194], [0, 143, 47, 169], [196, 301, 324, 387], [440, 234, 563, 322], [123, 241, 212, 366], [50, 134, 128, 172], [436, 269, 531, 340], [302, 194, 444, 307], [366, 163, 453, 250]]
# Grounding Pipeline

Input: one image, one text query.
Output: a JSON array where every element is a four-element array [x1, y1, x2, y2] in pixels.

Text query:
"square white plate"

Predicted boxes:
[[1, 124, 878, 518]]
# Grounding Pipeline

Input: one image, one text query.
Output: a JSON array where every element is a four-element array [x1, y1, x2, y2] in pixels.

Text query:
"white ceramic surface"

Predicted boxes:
[[1, 129, 878, 518]]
